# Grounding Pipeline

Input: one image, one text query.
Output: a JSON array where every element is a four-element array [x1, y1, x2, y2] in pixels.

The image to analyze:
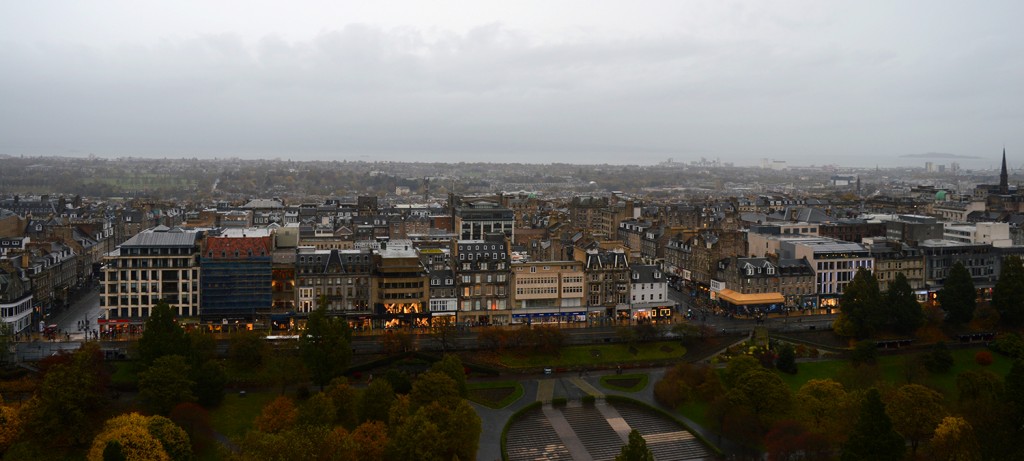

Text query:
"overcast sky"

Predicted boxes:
[[0, 1, 1021, 168]]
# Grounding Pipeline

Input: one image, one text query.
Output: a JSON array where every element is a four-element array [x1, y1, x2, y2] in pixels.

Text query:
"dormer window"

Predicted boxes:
[[746, 267, 754, 276]]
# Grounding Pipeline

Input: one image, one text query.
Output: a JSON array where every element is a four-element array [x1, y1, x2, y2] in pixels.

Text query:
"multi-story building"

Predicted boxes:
[[629, 265, 671, 321], [864, 238, 926, 293], [200, 232, 273, 324], [454, 200, 515, 240], [511, 260, 585, 312], [917, 240, 997, 295], [778, 237, 874, 309], [944, 222, 1012, 247], [715, 256, 815, 310], [420, 248, 457, 322], [582, 250, 630, 320], [454, 233, 511, 325], [295, 247, 373, 319], [0, 262, 33, 334], [372, 240, 429, 328], [99, 227, 203, 331]]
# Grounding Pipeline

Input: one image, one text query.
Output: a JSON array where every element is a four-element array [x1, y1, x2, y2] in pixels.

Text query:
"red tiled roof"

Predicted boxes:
[[204, 236, 272, 259]]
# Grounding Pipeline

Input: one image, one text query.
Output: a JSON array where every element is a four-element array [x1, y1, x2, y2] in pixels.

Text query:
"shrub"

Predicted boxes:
[[974, 350, 993, 366], [850, 341, 877, 366], [991, 333, 1024, 359], [924, 342, 955, 374], [581, 395, 596, 406], [551, 397, 567, 407], [776, 344, 798, 375]]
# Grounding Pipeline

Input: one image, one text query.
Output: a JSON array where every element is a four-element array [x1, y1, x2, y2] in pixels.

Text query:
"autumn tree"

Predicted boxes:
[[928, 416, 980, 461], [726, 369, 793, 429], [138, 300, 189, 366], [0, 394, 22, 455], [87, 413, 191, 461], [324, 378, 360, 429], [886, 272, 925, 333], [615, 429, 654, 461], [937, 261, 976, 325], [298, 392, 336, 428], [254, 396, 298, 434], [993, 255, 1024, 327], [359, 379, 396, 423], [300, 305, 352, 390], [409, 371, 460, 410], [795, 379, 851, 439], [24, 343, 109, 446], [350, 421, 388, 461], [834, 268, 883, 338], [840, 389, 904, 461], [139, 355, 196, 415], [887, 383, 946, 457], [430, 354, 468, 397]]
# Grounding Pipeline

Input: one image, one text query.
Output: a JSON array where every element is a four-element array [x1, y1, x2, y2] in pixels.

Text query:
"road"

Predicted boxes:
[[48, 286, 102, 340]]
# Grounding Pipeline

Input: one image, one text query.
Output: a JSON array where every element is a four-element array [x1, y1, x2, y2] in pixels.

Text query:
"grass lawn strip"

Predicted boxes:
[[599, 373, 649, 392], [498, 341, 686, 368], [468, 380, 525, 409], [210, 391, 277, 439]]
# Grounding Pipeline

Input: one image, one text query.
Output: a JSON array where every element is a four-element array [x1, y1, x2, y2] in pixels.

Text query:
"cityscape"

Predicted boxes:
[[4, 1, 1024, 460]]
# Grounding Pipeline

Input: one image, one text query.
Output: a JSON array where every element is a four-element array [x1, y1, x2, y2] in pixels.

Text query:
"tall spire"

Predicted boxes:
[[1000, 148, 1009, 194]]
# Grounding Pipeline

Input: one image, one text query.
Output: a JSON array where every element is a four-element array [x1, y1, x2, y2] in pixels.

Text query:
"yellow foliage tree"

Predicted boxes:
[[0, 400, 23, 453], [929, 416, 980, 461], [87, 425, 170, 461], [87, 412, 191, 461], [254, 396, 298, 434]]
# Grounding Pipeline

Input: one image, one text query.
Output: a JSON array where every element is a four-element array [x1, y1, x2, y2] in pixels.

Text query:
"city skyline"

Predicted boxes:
[[1, 1, 1021, 168]]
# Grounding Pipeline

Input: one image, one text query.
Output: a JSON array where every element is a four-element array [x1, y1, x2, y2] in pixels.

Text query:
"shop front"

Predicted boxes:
[[716, 289, 785, 315]]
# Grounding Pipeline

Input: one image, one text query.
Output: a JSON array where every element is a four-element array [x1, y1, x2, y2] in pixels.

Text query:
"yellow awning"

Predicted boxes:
[[717, 288, 785, 305]]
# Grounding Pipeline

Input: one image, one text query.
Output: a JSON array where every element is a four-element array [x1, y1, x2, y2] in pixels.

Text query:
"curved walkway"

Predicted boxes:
[[471, 367, 731, 461]]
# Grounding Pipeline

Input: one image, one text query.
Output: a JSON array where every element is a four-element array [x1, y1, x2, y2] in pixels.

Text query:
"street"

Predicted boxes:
[[47, 286, 101, 341]]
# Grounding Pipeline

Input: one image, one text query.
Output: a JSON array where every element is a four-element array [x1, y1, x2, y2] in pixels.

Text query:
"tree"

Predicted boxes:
[[993, 256, 1024, 327], [764, 420, 831, 461], [776, 344, 798, 374], [924, 341, 954, 374], [254, 396, 298, 434], [359, 379, 396, 423], [795, 379, 849, 437], [191, 360, 226, 408], [0, 323, 12, 364], [887, 383, 946, 457], [87, 413, 179, 461], [299, 305, 352, 390], [265, 353, 308, 396], [227, 330, 269, 370], [139, 355, 196, 415], [324, 378, 360, 429], [138, 300, 189, 366], [409, 371, 460, 411], [615, 429, 654, 461], [146, 416, 193, 461], [887, 272, 925, 333], [25, 343, 109, 446], [937, 262, 976, 325], [834, 268, 883, 338], [0, 396, 22, 454], [928, 416, 980, 461], [350, 421, 388, 461], [840, 389, 904, 461], [427, 315, 459, 352], [721, 355, 761, 388], [1006, 359, 1024, 433], [430, 354, 468, 397], [298, 392, 336, 428], [727, 369, 793, 428]]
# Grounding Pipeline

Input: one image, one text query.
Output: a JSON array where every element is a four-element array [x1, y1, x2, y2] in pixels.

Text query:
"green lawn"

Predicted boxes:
[[497, 341, 686, 368], [467, 380, 525, 409], [210, 390, 277, 439], [775, 346, 1015, 401], [599, 373, 650, 392]]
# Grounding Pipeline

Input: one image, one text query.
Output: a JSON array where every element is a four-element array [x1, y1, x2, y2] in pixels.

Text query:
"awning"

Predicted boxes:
[[717, 289, 784, 306]]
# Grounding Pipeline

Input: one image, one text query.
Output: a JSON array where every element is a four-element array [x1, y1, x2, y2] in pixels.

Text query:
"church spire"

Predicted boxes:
[[1000, 148, 1009, 194]]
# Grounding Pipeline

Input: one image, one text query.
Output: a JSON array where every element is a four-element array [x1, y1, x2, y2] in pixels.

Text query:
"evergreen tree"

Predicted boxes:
[[615, 429, 654, 461], [776, 344, 798, 374], [841, 389, 904, 461], [992, 256, 1024, 327], [887, 272, 924, 334], [938, 262, 976, 325], [138, 300, 189, 367], [299, 304, 352, 390], [835, 268, 883, 338]]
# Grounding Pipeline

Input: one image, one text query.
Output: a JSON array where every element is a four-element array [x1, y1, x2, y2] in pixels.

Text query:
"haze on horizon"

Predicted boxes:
[[0, 1, 1021, 169]]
